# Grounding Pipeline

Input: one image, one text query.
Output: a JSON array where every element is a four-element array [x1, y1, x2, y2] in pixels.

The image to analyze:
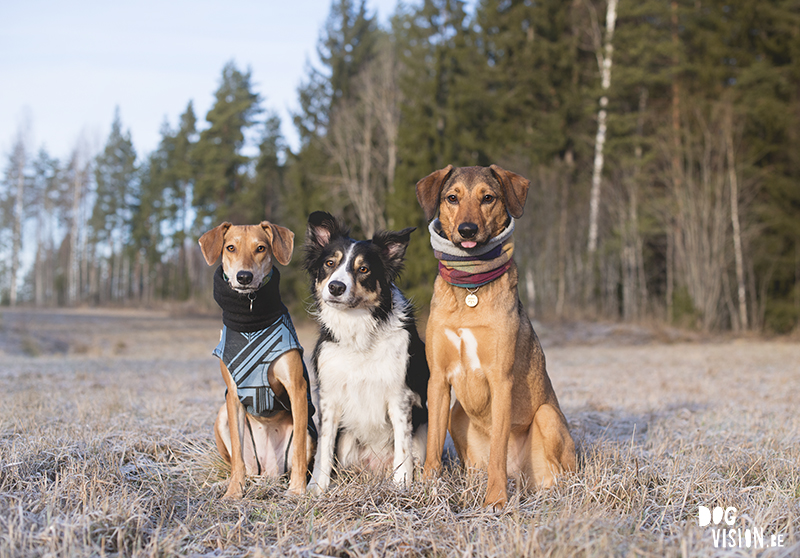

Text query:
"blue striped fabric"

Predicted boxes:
[[213, 313, 303, 417]]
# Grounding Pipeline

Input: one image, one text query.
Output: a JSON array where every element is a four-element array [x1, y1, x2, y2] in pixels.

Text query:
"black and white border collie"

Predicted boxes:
[[303, 211, 429, 493]]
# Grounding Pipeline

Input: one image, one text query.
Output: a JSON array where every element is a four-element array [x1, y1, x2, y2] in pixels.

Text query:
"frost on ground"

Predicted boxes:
[[0, 307, 797, 557]]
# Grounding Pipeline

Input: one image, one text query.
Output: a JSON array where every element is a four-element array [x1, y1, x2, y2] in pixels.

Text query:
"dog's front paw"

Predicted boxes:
[[285, 485, 304, 498], [306, 480, 324, 496], [222, 482, 244, 500], [422, 463, 440, 479], [483, 487, 507, 511], [393, 466, 413, 488]]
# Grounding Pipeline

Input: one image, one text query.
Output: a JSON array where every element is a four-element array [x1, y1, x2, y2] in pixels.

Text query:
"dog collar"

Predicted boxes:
[[213, 266, 288, 332], [222, 268, 274, 311], [430, 220, 515, 293], [428, 218, 514, 258]]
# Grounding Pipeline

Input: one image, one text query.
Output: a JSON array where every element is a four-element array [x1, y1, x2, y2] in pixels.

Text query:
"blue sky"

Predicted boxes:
[[0, 0, 411, 161]]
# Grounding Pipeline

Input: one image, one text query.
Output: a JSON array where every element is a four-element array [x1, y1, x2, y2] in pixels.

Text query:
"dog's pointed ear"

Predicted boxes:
[[306, 211, 348, 248], [372, 227, 415, 281], [489, 164, 530, 219], [415, 165, 454, 221], [198, 222, 232, 265], [261, 221, 295, 266]]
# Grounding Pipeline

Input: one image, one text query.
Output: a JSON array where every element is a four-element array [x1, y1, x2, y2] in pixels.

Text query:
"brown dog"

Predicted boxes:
[[199, 221, 315, 498], [416, 165, 576, 509]]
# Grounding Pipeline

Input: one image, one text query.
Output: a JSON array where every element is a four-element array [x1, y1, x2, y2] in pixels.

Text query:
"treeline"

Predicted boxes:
[[2, 0, 799, 332]]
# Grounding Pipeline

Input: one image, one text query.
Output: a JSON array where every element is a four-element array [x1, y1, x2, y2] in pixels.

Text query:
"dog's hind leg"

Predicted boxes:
[[411, 423, 427, 467], [214, 404, 233, 464], [448, 399, 471, 465], [528, 403, 576, 488], [270, 350, 309, 495]]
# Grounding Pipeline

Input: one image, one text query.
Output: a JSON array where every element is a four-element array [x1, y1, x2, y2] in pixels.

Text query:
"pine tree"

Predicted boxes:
[[91, 108, 138, 302], [29, 148, 63, 306], [192, 61, 262, 226], [253, 111, 286, 223], [391, 0, 476, 304]]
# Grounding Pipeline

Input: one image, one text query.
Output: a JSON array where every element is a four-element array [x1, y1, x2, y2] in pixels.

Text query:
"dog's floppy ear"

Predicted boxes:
[[489, 164, 530, 219], [198, 222, 232, 265], [306, 211, 348, 248], [415, 165, 454, 221], [372, 227, 415, 282], [261, 221, 295, 266]]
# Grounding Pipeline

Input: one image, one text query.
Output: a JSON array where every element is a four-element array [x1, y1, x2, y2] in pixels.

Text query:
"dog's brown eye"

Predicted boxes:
[[256, 245, 266, 253], [325, 259, 335, 268], [226, 245, 235, 252], [358, 265, 369, 274], [483, 194, 494, 203], [447, 194, 458, 204]]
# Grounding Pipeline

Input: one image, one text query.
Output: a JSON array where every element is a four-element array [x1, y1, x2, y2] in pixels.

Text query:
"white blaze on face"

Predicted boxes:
[[322, 244, 356, 304]]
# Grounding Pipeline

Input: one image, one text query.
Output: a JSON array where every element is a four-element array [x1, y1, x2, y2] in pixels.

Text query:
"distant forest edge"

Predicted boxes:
[[1, 0, 799, 333]]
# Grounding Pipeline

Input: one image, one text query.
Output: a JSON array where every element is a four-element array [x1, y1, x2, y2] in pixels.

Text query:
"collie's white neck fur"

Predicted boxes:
[[318, 287, 408, 352]]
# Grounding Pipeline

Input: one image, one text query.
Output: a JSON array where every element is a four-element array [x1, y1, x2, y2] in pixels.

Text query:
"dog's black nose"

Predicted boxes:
[[328, 280, 346, 297], [458, 222, 479, 239], [237, 271, 254, 285]]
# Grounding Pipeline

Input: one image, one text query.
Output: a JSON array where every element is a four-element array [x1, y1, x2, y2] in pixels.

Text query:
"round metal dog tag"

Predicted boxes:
[[465, 293, 479, 307]]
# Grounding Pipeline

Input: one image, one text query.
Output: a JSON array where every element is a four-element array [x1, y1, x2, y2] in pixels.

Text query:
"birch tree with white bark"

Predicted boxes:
[[586, 0, 618, 256], [6, 130, 29, 307], [67, 146, 88, 306]]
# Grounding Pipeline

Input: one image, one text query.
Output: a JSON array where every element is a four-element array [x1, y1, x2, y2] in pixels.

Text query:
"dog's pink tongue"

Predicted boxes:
[[461, 241, 477, 249]]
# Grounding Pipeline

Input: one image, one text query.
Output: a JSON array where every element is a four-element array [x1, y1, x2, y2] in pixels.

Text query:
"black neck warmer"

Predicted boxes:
[[213, 265, 289, 333]]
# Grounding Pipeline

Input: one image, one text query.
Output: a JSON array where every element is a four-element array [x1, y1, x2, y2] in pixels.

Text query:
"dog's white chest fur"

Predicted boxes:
[[444, 327, 482, 381], [316, 299, 412, 453], [307, 286, 425, 495]]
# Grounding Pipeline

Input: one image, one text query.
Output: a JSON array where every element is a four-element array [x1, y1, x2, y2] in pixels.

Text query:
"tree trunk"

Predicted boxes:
[[360, 99, 376, 237], [633, 87, 649, 317], [556, 164, 570, 317], [586, 0, 618, 256], [68, 160, 84, 307], [666, 221, 674, 322], [725, 110, 748, 330], [10, 146, 25, 307], [668, 0, 681, 325], [524, 265, 536, 318], [35, 226, 44, 307]]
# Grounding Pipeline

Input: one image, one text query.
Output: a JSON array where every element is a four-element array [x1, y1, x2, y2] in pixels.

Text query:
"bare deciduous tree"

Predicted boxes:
[[669, 106, 732, 330], [322, 40, 400, 237]]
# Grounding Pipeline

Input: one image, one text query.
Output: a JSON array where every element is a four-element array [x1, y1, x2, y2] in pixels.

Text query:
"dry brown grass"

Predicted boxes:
[[0, 308, 798, 557]]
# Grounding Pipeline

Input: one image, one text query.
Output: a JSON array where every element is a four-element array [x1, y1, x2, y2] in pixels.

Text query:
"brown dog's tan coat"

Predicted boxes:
[[417, 165, 576, 509], [199, 221, 310, 498]]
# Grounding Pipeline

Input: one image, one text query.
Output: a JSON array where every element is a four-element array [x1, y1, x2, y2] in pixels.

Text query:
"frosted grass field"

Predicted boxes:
[[0, 308, 797, 557]]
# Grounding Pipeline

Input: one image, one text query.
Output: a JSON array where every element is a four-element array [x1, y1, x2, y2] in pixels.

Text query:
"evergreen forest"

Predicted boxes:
[[2, 0, 799, 333]]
